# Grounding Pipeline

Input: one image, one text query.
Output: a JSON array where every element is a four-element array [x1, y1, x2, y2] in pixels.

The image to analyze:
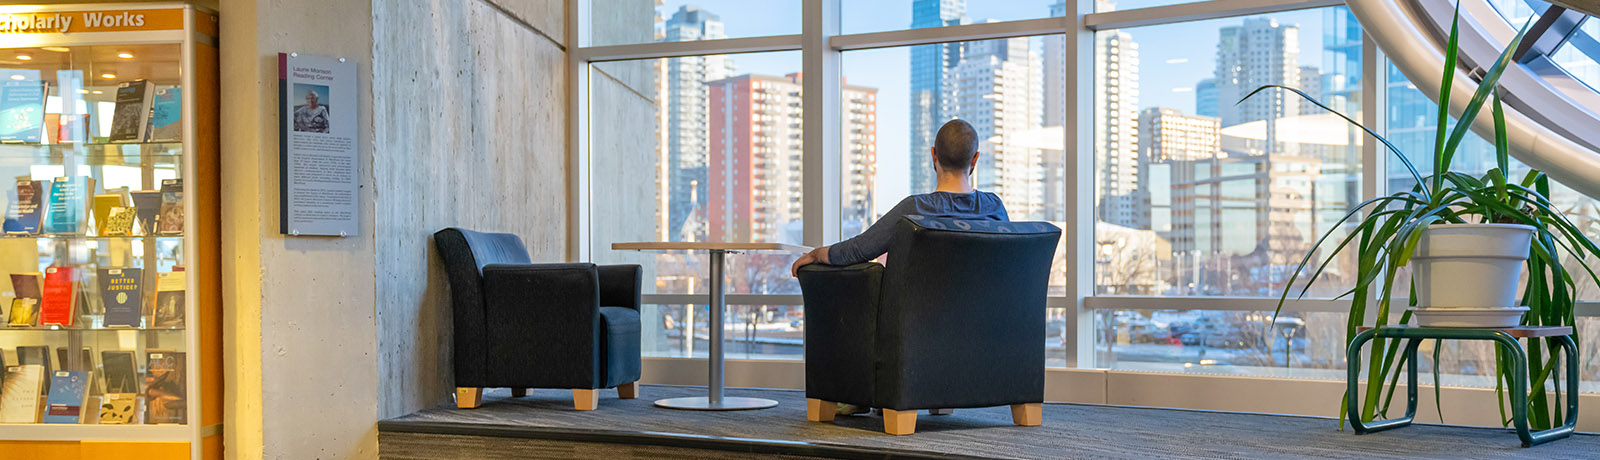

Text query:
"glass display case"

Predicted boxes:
[[0, 3, 217, 459]]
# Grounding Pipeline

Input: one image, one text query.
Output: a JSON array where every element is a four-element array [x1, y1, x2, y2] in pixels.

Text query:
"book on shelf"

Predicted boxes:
[[39, 266, 77, 327], [8, 272, 41, 327], [102, 206, 138, 236], [44, 175, 95, 234], [153, 270, 185, 328], [0, 364, 45, 423], [0, 80, 47, 144], [58, 113, 90, 144], [130, 190, 162, 235], [148, 87, 182, 142], [100, 268, 143, 327], [156, 179, 183, 235], [92, 193, 125, 236], [97, 392, 139, 424], [145, 352, 185, 424], [4, 178, 47, 234], [56, 347, 94, 373], [109, 80, 154, 143], [100, 350, 139, 395], [15, 345, 51, 394], [43, 370, 90, 424], [7, 297, 37, 327]]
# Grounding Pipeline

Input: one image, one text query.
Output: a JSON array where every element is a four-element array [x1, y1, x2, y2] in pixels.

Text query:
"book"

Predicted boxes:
[[0, 80, 46, 143], [97, 392, 138, 424], [92, 193, 125, 236], [129, 190, 161, 235], [100, 350, 139, 394], [109, 80, 154, 143], [7, 298, 36, 326], [0, 365, 44, 423], [8, 273, 41, 327], [4, 178, 46, 234], [39, 266, 76, 326], [144, 352, 185, 424], [152, 270, 185, 328], [147, 87, 182, 142], [43, 113, 59, 144], [156, 179, 182, 235], [43, 175, 95, 234], [10, 272, 42, 299], [101, 206, 138, 236], [99, 268, 142, 327], [43, 370, 89, 424], [55, 347, 93, 373], [15, 345, 50, 394], [58, 113, 89, 143]]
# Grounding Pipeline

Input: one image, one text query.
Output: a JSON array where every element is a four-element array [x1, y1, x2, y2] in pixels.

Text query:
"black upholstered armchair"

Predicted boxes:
[[797, 216, 1061, 435], [434, 228, 643, 411]]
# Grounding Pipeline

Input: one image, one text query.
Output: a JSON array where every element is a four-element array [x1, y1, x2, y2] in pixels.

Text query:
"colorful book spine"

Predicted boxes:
[[42, 370, 90, 423], [100, 268, 143, 327], [39, 266, 76, 326], [44, 176, 94, 234], [4, 179, 46, 234]]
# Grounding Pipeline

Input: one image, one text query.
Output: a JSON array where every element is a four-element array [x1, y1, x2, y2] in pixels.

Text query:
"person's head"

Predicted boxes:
[[305, 91, 319, 108], [930, 119, 980, 176]]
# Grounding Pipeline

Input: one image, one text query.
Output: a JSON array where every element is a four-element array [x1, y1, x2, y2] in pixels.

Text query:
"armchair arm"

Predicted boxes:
[[597, 264, 643, 310], [481, 263, 602, 388], [797, 263, 883, 406]]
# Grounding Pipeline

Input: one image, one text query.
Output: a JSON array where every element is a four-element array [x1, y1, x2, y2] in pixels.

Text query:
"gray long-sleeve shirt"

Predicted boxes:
[[827, 191, 1009, 266]]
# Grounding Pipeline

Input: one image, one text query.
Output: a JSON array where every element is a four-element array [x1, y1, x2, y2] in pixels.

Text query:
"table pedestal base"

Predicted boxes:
[[653, 396, 780, 411]]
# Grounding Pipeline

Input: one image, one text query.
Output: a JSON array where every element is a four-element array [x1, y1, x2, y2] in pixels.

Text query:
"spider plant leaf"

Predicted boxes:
[[1434, 1, 1462, 192], [1441, 18, 1534, 171], [1493, 92, 1510, 201], [1433, 339, 1445, 424]]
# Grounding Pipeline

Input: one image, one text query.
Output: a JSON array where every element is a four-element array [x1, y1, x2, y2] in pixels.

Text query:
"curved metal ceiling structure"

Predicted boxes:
[[1349, 0, 1600, 197]]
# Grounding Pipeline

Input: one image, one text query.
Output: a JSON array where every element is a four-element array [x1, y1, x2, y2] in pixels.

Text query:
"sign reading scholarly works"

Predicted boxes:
[[0, 9, 185, 33], [279, 53, 359, 237]]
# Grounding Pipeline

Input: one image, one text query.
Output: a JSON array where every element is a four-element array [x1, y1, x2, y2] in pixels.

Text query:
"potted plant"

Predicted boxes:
[[1256, 4, 1600, 430]]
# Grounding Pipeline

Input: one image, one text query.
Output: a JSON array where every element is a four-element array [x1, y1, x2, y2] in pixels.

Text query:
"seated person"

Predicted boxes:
[[790, 118, 1009, 276], [789, 119, 1009, 415]]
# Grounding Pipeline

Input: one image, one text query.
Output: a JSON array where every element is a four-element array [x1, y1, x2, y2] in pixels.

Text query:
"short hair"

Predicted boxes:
[[933, 119, 979, 172]]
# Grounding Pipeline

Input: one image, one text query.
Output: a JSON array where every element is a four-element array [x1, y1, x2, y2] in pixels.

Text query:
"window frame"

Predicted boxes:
[[569, 0, 1600, 372]]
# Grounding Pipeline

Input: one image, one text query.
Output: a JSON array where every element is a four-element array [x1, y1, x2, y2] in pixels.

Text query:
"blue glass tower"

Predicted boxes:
[[909, 0, 966, 193]]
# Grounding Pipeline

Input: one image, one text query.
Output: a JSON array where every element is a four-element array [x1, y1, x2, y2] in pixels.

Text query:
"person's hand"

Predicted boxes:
[[791, 246, 829, 277]]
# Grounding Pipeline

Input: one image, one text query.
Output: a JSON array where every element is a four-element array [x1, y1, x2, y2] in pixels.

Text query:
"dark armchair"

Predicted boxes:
[[435, 228, 643, 411], [797, 216, 1061, 435]]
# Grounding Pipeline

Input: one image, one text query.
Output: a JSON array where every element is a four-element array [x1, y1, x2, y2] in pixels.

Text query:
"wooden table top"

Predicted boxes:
[[611, 242, 812, 253], [1359, 325, 1574, 338]]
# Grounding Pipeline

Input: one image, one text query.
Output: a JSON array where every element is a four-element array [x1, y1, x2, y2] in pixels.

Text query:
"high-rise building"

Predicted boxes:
[[1095, 27, 1141, 228], [1163, 154, 1319, 295], [909, 0, 967, 194], [1044, 0, 1067, 129], [1194, 78, 1218, 117], [662, 6, 734, 242], [1214, 18, 1300, 129], [705, 73, 878, 243], [945, 33, 1045, 218], [1139, 108, 1220, 235]]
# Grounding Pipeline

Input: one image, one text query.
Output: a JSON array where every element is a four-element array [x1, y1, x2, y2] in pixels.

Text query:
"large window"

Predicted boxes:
[[576, 0, 1600, 395]]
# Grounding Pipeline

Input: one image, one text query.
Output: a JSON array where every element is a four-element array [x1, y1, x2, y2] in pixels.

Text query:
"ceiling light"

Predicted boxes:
[[77, 89, 88, 94], [116, 52, 134, 59], [15, 54, 31, 61], [92, 90, 103, 94], [41, 47, 69, 53], [9, 75, 23, 81], [101, 73, 116, 79]]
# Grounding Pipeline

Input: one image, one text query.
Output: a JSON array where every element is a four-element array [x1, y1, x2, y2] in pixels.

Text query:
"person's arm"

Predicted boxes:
[[791, 198, 913, 277]]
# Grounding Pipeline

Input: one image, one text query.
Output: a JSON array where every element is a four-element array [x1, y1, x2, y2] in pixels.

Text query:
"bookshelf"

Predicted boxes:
[[0, 3, 218, 460]]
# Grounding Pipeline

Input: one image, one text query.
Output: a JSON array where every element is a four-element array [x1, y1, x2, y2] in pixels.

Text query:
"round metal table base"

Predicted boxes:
[[653, 396, 779, 411]]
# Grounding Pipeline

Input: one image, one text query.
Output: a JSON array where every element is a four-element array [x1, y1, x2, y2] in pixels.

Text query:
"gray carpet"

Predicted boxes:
[[380, 385, 1600, 459]]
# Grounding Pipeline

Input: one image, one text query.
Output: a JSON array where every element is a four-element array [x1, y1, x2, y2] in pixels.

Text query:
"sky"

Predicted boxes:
[[646, 1, 1335, 213]]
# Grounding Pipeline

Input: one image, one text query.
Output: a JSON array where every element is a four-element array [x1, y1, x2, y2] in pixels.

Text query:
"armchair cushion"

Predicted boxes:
[[598, 307, 642, 388]]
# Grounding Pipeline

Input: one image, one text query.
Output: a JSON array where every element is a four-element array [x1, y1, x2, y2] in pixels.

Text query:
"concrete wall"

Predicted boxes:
[[372, 0, 569, 420], [219, 0, 378, 459]]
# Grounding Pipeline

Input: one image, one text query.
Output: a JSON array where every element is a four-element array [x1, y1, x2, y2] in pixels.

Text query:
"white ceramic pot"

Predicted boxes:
[[1409, 223, 1535, 327]]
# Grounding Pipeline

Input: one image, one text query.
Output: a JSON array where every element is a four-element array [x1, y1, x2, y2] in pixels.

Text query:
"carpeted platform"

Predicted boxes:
[[378, 385, 1600, 459]]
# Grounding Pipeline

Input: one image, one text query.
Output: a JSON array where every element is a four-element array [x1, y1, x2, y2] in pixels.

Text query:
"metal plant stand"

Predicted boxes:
[[1346, 325, 1578, 447]]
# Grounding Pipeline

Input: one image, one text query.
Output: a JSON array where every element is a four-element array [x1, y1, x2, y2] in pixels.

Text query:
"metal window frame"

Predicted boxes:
[[568, 0, 1600, 374]]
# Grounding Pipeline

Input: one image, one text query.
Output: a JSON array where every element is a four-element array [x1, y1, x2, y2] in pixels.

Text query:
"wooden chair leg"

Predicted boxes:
[[573, 389, 599, 411], [455, 388, 483, 409], [882, 409, 917, 435], [1011, 403, 1042, 427], [511, 388, 528, 398], [806, 398, 836, 422], [928, 408, 953, 416], [618, 382, 639, 399]]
